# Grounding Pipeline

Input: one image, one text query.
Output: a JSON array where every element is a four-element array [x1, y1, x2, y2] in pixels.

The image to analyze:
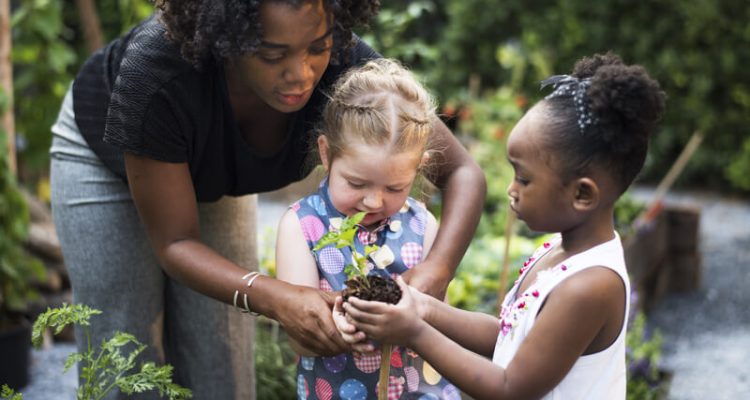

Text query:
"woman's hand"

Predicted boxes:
[[343, 277, 428, 347], [274, 285, 351, 356]]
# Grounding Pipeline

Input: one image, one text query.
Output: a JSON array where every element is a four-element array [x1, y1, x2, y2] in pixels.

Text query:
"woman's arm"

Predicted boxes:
[[403, 120, 486, 298], [124, 153, 350, 355]]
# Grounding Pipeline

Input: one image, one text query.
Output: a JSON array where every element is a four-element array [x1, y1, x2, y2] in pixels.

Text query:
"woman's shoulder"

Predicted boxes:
[[114, 16, 201, 94]]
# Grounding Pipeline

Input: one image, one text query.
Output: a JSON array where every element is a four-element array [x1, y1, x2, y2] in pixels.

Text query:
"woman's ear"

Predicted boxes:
[[318, 135, 330, 172], [572, 177, 600, 211]]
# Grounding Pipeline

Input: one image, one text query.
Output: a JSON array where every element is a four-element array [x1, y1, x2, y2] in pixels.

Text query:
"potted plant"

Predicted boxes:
[[313, 211, 401, 400], [0, 131, 46, 390]]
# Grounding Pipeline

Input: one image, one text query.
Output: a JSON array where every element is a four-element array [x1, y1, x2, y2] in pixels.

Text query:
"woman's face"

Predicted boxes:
[[230, 1, 333, 113]]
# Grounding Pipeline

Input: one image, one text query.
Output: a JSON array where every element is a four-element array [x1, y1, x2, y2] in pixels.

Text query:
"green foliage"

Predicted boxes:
[[254, 318, 297, 400], [11, 0, 77, 170], [367, 0, 750, 193], [726, 137, 750, 191], [313, 211, 379, 285], [31, 303, 192, 400], [10, 0, 154, 178], [447, 233, 542, 313], [626, 312, 669, 400], [1, 384, 23, 400], [614, 193, 647, 239], [0, 127, 46, 328]]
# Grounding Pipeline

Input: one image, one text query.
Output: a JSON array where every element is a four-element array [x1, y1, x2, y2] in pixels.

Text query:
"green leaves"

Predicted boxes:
[[31, 303, 101, 347], [313, 212, 375, 284], [313, 212, 366, 252], [29, 304, 192, 400], [0, 384, 23, 400], [0, 131, 46, 324]]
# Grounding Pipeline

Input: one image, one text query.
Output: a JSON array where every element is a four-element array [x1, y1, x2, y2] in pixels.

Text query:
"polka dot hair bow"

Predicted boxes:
[[540, 74, 598, 133]]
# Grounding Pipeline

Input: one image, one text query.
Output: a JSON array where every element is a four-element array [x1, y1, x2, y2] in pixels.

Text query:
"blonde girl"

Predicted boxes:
[[276, 59, 463, 399]]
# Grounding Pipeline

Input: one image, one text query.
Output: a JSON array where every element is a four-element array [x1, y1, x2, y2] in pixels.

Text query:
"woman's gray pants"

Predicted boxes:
[[50, 88, 257, 399]]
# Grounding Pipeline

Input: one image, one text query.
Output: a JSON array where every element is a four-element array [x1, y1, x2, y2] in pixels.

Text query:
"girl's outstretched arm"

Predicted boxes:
[[346, 269, 624, 399], [403, 120, 486, 299]]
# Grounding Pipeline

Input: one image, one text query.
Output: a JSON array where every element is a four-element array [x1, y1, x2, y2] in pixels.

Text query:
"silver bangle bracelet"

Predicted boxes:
[[232, 271, 262, 316]]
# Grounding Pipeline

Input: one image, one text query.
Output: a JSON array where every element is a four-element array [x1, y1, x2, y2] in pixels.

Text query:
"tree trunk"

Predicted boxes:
[[0, 0, 15, 175], [76, 0, 104, 53]]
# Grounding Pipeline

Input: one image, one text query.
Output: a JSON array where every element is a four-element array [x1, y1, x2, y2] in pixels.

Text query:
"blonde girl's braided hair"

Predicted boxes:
[[319, 58, 437, 165]]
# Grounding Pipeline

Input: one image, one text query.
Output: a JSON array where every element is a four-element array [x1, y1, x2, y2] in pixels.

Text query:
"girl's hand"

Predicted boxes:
[[333, 296, 375, 353], [343, 277, 427, 347]]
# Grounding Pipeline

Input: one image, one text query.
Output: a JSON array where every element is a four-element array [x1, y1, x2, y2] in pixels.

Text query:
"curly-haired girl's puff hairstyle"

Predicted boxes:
[[541, 52, 667, 194], [319, 58, 437, 168], [155, 0, 380, 68]]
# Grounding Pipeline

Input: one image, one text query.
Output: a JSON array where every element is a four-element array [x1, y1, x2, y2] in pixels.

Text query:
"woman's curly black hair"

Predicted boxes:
[[154, 0, 380, 68], [541, 52, 667, 193]]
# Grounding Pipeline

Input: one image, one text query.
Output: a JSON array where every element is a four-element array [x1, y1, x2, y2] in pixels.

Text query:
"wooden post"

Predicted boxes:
[[0, 0, 15, 174], [75, 0, 104, 53], [377, 344, 392, 400]]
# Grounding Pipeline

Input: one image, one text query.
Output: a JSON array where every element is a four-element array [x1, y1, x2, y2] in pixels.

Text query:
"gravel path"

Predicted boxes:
[[630, 187, 750, 399], [18, 187, 750, 399]]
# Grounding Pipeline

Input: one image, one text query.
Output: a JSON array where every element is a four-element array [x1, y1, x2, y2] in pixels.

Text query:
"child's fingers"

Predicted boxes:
[[340, 330, 367, 344], [332, 297, 357, 334], [351, 340, 376, 354], [342, 300, 381, 325], [346, 296, 389, 313]]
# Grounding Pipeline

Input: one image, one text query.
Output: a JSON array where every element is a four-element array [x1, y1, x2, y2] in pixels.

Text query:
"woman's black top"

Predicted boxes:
[[72, 15, 379, 202]]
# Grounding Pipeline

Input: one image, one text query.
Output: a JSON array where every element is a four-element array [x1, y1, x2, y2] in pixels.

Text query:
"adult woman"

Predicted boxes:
[[50, 1, 485, 398]]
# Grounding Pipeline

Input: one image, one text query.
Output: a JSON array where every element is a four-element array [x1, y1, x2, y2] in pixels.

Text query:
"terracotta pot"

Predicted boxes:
[[0, 317, 32, 389]]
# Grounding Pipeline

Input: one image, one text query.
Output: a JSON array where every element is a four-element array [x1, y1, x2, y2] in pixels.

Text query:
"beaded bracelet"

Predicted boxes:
[[232, 271, 262, 316]]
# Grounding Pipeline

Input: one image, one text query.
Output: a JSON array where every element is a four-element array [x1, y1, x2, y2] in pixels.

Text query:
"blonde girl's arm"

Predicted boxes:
[[275, 208, 323, 356]]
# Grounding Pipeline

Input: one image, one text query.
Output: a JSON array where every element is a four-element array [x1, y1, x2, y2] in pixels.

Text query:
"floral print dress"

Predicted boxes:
[[291, 179, 460, 400]]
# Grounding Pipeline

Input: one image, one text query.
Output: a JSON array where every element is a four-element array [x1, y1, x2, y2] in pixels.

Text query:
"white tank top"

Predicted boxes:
[[492, 233, 630, 400]]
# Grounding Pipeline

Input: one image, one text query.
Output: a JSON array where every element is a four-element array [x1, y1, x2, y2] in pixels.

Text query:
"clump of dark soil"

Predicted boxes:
[[342, 275, 402, 304]]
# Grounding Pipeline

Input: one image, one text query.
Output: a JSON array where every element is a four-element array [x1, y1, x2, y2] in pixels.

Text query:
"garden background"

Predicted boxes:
[[1, 0, 748, 399]]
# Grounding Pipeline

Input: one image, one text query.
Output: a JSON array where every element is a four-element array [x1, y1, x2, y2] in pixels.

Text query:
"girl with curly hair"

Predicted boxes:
[[49, 1, 485, 399], [341, 53, 666, 399]]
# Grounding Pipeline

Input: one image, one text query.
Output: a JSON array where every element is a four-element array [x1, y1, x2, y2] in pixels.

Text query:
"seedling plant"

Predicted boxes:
[[313, 211, 401, 400]]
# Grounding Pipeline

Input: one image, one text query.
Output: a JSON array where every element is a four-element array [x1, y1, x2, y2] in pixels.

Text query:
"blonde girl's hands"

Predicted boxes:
[[343, 276, 427, 347], [333, 296, 375, 353]]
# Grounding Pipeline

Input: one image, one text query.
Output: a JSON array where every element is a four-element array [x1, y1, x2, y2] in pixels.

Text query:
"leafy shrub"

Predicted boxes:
[[0, 125, 46, 330], [626, 312, 669, 400], [30, 303, 192, 400]]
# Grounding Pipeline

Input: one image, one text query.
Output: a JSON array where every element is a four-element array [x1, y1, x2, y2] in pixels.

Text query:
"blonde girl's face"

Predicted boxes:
[[319, 136, 425, 229], [506, 106, 579, 233]]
